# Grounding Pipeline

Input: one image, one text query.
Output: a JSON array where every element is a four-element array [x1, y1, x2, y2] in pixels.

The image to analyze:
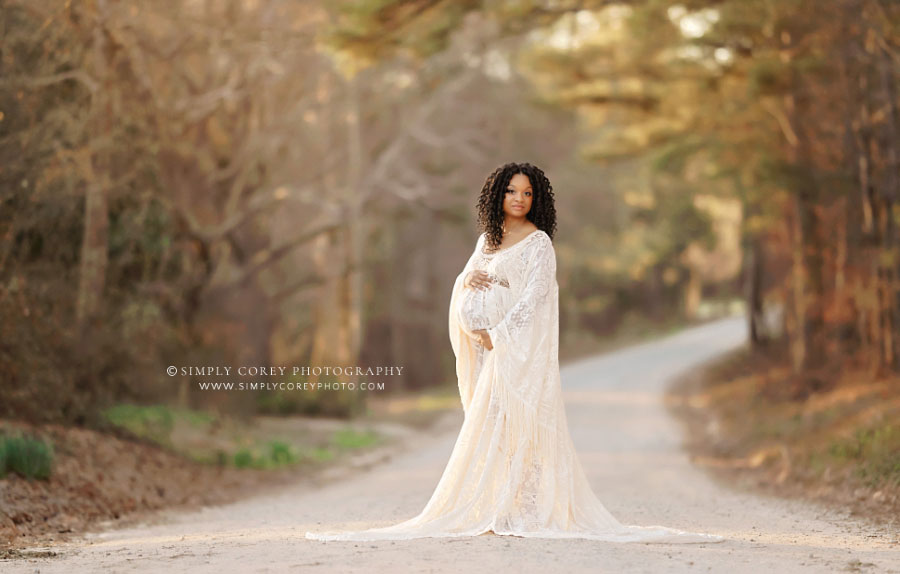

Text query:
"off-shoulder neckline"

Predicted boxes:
[[480, 229, 544, 256]]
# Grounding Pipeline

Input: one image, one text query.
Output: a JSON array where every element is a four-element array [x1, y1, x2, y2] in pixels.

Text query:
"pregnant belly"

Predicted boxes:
[[458, 279, 513, 335]]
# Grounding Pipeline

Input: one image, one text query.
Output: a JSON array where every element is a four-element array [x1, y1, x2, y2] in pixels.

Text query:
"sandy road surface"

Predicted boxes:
[[5, 317, 898, 573]]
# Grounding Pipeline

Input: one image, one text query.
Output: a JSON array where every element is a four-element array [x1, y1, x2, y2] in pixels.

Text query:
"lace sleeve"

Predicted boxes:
[[456, 233, 484, 286], [486, 233, 555, 355], [449, 232, 487, 415]]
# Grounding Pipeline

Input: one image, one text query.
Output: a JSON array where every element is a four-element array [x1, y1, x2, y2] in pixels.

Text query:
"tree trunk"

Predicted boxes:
[[746, 232, 766, 347], [76, 2, 111, 333], [783, 29, 827, 374]]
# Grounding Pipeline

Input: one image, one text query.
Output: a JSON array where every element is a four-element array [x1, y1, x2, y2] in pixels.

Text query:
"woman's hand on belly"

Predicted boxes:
[[464, 270, 494, 291], [472, 329, 493, 350]]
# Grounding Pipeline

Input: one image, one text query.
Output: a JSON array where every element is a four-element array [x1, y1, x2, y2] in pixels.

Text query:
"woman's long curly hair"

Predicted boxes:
[[476, 162, 557, 251]]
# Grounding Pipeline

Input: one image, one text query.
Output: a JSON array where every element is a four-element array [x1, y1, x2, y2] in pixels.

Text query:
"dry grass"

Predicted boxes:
[[665, 344, 900, 530]]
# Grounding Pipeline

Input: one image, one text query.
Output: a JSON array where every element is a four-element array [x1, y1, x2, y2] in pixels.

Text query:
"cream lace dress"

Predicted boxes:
[[305, 230, 725, 544]]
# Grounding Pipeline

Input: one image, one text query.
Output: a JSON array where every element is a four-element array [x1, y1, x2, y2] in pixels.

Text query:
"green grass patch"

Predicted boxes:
[[825, 423, 900, 488], [332, 427, 380, 450], [0, 431, 54, 480], [232, 439, 302, 470], [230, 438, 345, 469], [101, 404, 177, 446], [306, 446, 334, 462], [99, 403, 387, 472]]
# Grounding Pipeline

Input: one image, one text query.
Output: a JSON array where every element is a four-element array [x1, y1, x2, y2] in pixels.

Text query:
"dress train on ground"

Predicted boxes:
[[305, 231, 725, 544]]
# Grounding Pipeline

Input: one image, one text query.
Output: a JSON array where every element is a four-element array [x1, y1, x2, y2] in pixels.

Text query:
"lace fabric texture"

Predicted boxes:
[[458, 270, 513, 334], [305, 231, 725, 544]]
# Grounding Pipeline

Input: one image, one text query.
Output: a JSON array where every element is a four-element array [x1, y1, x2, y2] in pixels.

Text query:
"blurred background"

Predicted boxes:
[[1, 0, 898, 543]]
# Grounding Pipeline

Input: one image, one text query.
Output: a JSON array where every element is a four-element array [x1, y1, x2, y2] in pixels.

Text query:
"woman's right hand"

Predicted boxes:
[[464, 270, 493, 291]]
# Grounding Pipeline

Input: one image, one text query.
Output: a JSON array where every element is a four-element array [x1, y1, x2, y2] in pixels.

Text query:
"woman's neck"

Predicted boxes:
[[502, 217, 532, 234]]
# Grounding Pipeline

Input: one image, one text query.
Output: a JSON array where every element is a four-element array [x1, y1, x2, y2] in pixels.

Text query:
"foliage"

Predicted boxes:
[[101, 404, 177, 447], [6, 0, 900, 432], [0, 431, 54, 480], [827, 423, 900, 488]]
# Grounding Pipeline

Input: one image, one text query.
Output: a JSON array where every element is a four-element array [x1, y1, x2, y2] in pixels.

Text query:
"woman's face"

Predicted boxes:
[[503, 173, 533, 220]]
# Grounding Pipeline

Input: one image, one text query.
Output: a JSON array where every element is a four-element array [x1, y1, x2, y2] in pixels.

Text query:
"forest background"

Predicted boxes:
[[1, 0, 898, 539]]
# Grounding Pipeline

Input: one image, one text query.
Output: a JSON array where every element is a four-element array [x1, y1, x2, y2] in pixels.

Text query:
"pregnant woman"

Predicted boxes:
[[306, 162, 725, 544]]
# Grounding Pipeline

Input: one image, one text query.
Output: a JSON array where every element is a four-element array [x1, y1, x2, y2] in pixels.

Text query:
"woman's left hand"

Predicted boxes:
[[472, 329, 493, 350]]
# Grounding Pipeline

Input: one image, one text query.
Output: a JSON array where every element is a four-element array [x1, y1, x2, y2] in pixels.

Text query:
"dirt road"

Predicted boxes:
[[6, 317, 898, 573]]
